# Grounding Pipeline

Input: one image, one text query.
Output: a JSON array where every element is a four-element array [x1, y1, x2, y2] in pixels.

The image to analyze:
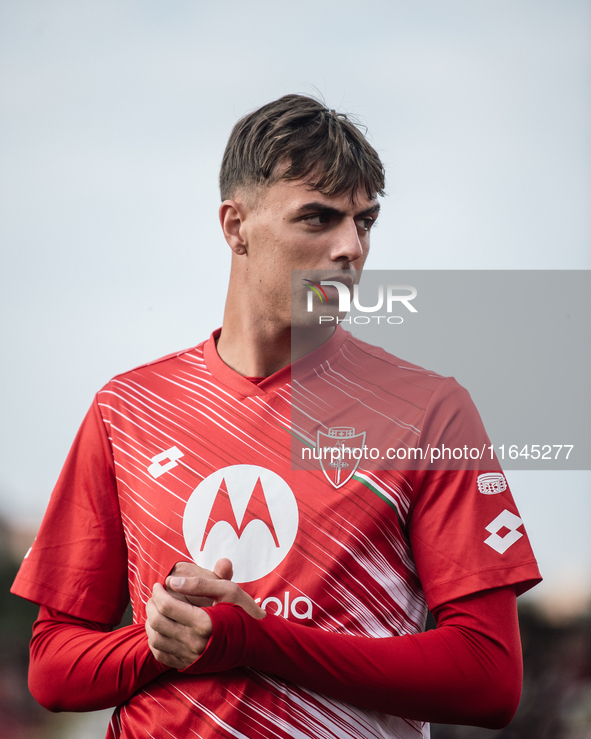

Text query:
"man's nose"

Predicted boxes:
[[330, 219, 364, 262]]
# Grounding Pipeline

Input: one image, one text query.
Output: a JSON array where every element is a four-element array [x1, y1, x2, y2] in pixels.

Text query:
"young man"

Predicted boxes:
[[12, 95, 541, 739]]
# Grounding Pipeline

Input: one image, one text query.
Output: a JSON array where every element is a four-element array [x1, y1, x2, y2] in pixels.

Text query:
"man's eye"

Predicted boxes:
[[358, 218, 376, 231], [303, 213, 330, 225]]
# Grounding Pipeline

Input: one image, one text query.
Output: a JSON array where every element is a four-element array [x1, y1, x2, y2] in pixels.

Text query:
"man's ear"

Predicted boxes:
[[219, 200, 248, 255]]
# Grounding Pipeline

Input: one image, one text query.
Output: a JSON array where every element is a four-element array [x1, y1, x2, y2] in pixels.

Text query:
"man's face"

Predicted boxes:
[[237, 177, 380, 325]]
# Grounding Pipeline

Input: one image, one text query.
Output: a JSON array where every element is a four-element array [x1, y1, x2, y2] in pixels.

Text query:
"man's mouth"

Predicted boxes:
[[299, 271, 359, 312], [319, 273, 355, 304], [323, 273, 354, 289]]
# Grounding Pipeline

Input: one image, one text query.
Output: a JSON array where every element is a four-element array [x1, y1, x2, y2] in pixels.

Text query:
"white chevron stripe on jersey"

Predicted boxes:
[[256, 673, 423, 739], [298, 530, 420, 638], [250, 395, 292, 428], [107, 381, 286, 467], [224, 684, 343, 739], [169, 685, 255, 739], [100, 394, 207, 475], [327, 507, 426, 630], [316, 360, 421, 437]]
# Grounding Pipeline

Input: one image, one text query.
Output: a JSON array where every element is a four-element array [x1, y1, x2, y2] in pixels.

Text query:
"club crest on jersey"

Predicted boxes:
[[316, 426, 366, 489]]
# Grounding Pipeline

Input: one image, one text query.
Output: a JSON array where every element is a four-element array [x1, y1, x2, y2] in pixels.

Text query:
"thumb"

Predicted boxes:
[[213, 558, 233, 581]]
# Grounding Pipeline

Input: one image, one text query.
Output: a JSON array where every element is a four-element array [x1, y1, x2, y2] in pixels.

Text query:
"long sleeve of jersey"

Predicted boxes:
[[29, 606, 169, 712], [186, 586, 522, 729], [29, 587, 521, 727]]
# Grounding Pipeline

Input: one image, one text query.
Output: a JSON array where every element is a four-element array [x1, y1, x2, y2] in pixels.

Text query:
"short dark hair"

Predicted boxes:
[[219, 94, 386, 202]]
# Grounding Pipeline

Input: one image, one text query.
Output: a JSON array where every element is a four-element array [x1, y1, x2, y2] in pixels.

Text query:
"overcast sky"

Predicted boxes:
[[1, 0, 590, 608]]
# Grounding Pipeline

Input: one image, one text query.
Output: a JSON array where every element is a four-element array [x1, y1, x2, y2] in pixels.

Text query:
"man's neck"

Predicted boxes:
[[216, 311, 334, 378]]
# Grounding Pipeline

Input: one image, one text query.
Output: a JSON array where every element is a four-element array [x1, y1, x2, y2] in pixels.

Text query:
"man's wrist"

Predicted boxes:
[[180, 603, 252, 675]]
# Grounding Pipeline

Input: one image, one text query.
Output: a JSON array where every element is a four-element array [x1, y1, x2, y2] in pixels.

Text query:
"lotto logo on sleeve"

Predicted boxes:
[[183, 465, 299, 583], [484, 509, 524, 554]]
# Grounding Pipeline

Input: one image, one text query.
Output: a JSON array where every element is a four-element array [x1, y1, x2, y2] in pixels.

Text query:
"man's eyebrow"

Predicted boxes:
[[357, 203, 381, 217], [293, 203, 342, 217], [293, 202, 381, 218]]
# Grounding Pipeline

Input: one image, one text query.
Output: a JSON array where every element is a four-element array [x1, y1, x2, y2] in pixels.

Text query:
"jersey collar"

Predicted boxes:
[[203, 327, 348, 397]]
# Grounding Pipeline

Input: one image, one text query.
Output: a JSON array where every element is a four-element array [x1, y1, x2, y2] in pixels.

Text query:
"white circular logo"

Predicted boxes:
[[183, 465, 299, 583]]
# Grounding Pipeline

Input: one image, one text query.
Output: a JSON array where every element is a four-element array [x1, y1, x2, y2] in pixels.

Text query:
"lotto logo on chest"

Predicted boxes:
[[183, 465, 299, 583]]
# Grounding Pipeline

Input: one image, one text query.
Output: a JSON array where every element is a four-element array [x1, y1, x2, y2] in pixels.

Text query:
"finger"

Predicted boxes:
[[147, 594, 193, 642], [166, 562, 220, 605], [173, 592, 215, 608], [145, 619, 204, 670], [167, 577, 265, 620], [147, 620, 208, 660], [167, 576, 238, 600], [145, 615, 185, 668], [147, 588, 214, 668], [169, 561, 218, 580], [213, 558, 233, 580], [146, 595, 180, 636], [151, 583, 214, 635], [164, 584, 215, 608]]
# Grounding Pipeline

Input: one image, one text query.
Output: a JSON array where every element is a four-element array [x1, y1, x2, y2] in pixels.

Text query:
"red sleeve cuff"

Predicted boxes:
[[181, 604, 251, 674]]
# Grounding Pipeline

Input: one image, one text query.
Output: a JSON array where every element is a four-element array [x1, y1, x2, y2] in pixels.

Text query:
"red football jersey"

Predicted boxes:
[[12, 327, 541, 739]]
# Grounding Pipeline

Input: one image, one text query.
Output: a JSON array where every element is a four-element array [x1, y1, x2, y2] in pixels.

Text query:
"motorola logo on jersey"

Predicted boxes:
[[183, 465, 299, 583]]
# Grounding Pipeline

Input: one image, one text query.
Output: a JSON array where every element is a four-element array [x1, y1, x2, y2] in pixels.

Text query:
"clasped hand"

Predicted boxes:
[[145, 559, 265, 670]]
